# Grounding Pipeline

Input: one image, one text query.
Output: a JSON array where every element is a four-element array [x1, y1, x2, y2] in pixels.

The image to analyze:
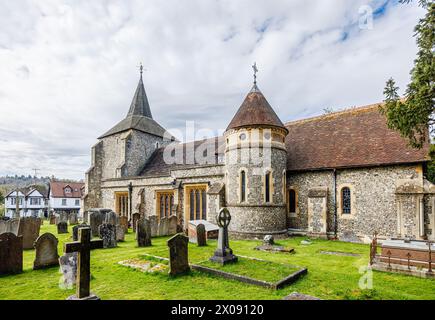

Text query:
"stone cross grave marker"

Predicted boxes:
[[33, 233, 59, 270], [57, 221, 68, 234], [209, 208, 238, 265], [196, 223, 207, 247], [137, 217, 151, 247], [167, 233, 190, 276], [73, 223, 89, 241], [18, 217, 41, 249], [64, 227, 103, 300], [0, 232, 23, 275], [132, 213, 140, 232], [99, 223, 117, 248]]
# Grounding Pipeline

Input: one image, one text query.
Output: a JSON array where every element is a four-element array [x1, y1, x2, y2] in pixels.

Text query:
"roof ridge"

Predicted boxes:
[[284, 102, 384, 127]]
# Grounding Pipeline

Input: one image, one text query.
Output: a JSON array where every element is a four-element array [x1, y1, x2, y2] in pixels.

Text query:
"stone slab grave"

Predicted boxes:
[[33, 233, 59, 270], [319, 251, 360, 257], [72, 223, 90, 241], [118, 256, 167, 273], [0, 218, 20, 235], [137, 217, 152, 247], [167, 233, 190, 276], [99, 223, 117, 248], [283, 292, 321, 300], [254, 235, 295, 253], [188, 220, 219, 243], [18, 217, 41, 249], [64, 227, 103, 300], [57, 221, 68, 234], [0, 232, 23, 275]]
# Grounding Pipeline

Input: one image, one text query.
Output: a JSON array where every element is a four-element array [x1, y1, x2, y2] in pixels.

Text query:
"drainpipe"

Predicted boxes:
[[128, 182, 133, 221], [420, 196, 425, 238], [333, 169, 338, 239]]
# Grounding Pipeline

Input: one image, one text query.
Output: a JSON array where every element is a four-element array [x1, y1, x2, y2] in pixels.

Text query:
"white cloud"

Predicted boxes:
[[0, 0, 426, 179]]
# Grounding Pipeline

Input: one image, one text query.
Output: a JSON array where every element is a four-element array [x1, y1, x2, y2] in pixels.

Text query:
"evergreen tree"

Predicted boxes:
[[380, 1, 434, 148]]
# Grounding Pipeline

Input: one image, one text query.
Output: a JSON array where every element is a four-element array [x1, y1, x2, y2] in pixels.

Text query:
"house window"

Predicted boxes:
[[288, 189, 296, 213], [75, 199, 80, 206], [342, 187, 351, 214], [62, 199, 67, 206], [186, 185, 207, 222], [156, 191, 174, 220], [265, 171, 271, 203], [65, 187, 71, 193], [240, 170, 246, 202], [11, 197, 16, 205], [30, 198, 41, 205]]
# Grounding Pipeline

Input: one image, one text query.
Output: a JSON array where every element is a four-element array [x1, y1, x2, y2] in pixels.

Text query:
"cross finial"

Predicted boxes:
[[252, 62, 258, 85], [139, 62, 143, 78]]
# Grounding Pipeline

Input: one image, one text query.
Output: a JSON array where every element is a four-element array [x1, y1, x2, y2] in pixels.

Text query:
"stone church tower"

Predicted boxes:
[[224, 82, 289, 238], [84, 70, 174, 210]]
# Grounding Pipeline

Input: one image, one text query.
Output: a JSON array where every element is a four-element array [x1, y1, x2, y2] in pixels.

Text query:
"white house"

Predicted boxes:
[[48, 181, 84, 216], [5, 188, 47, 218]]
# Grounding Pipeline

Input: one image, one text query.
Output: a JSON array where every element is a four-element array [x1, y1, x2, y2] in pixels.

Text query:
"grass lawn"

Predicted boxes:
[[0, 224, 434, 300]]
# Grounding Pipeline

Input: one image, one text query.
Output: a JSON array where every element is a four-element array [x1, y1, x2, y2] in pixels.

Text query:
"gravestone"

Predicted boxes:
[[120, 216, 128, 233], [49, 215, 56, 225], [168, 216, 178, 235], [33, 233, 59, 270], [0, 218, 20, 235], [209, 208, 238, 265], [263, 235, 274, 246], [0, 232, 23, 275], [149, 215, 158, 237], [132, 213, 140, 232], [83, 211, 89, 224], [57, 222, 68, 234], [18, 217, 41, 249], [99, 223, 117, 248], [64, 227, 103, 300], [104, 211, 119, 225], [59, 252, 77, 289], [167, 233, 190, 276], [69, 212, 78, 225], [56, 211, 68, 224], [89, 211, 104, 237], [159, 217, 169, 236], [137, 217, 151, 247], [116, 225, 125, 242], [196, 224, 207, 247], [73, 223, 89, 241]]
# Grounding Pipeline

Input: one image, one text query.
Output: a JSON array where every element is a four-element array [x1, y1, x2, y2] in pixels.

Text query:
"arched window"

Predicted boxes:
[[342, 187, 351, 214], [265, 171, 271, 203], [240, 170, 246, 202], [288, 189, 296, 213]]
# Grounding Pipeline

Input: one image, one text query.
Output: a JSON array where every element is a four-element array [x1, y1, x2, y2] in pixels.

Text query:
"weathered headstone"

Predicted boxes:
[[167, 233, 190, 276], [137, 217, 151, 247], [132, 213, 140, 232], [49, 215, 56, 225], [69, 212, 78, 225], [98, 223, 117, 248], [116, 225, 125, 242], [56, 211, 68, 224], [59, 252, 77, 289], [263, 235, 275, 246], [18, 217, 41, 249], [89, 211, 104, 237], [104, 211, 119, 225], [209, 208, 238, 265], [168, 215, 178, 235], [64, 227, 103, 300], [119, 216, 128, 233], [73, 223, 89, 241], [149, 215, 158, 237], [83, 211, 89, 224], [0, 218, 20, 235], [0, 232, 23, 275], [33, 233, 59, 270], [196, 224, 207, 247], [57, 222, 68, 234], [159, 217, 169, 236]]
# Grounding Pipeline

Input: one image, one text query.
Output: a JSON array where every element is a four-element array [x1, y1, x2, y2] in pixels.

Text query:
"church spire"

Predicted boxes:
[[127, 64, 152, 118]]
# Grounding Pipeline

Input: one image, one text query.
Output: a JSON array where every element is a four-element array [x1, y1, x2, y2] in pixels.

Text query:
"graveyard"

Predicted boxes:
[[0, 222, 434, 300]]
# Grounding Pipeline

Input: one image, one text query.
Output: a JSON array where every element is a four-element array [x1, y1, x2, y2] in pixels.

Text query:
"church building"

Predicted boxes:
[[84, 69, 435, 242]]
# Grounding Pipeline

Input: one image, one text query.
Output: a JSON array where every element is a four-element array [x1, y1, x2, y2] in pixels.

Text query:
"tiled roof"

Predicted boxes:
[[226, 84, 286, 131], [50, 181, 84, 198], [285, 103, 430, 171]]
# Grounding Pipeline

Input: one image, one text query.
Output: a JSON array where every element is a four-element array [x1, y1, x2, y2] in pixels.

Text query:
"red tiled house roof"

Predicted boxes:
[[50, 181, 84, 198]]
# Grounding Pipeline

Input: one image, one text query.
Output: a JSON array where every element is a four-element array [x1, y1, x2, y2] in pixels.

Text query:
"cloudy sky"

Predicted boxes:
[[0, 0, 425, 180]]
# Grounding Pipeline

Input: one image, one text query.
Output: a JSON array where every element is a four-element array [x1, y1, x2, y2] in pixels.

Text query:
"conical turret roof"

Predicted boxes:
[[127, 75, 152, 118]]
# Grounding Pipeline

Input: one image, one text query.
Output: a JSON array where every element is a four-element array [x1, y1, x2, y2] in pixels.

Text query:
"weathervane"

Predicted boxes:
[[252, 62, 258, 85], [138, 62, 145, 78]]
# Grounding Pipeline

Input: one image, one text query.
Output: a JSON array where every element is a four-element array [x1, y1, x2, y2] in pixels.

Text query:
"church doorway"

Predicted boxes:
[[184, 184, 208, 227], [115, 192, 129, 218]]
